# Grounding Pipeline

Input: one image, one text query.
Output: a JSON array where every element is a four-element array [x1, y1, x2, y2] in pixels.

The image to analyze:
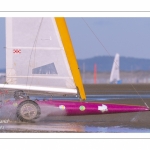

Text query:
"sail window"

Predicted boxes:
[[32, 63, 57, 74]]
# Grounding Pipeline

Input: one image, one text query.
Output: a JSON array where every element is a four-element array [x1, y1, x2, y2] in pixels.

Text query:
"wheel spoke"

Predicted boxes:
[[20, 103, 37, 120]]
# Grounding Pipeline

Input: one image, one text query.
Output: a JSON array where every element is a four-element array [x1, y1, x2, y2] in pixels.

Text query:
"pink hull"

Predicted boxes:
[[2, 99, 149, 116], [36, 100, 149, 116]]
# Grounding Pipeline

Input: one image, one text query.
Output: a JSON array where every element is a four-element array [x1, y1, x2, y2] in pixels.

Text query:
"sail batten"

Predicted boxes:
[[3, 17, 81, 96], [6, 47, 63, 50], [7, 76, 74, 79]]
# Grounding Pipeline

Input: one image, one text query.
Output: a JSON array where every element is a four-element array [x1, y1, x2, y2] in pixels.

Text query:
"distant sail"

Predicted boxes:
[[110, 53, 122, 84], [0, 17, 86, 98]]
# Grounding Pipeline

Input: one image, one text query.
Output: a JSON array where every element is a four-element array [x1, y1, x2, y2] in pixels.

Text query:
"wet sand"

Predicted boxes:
[[84, 83, 150, 95], [1, 84, 150, 133]]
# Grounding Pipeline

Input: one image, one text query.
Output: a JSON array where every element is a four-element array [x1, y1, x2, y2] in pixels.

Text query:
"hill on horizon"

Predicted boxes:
[[78, 56, 150, 72], [1, 56, 150, 73]]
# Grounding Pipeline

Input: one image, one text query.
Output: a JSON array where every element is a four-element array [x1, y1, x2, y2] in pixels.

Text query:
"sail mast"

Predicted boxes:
[[55, 18, 86, 100]]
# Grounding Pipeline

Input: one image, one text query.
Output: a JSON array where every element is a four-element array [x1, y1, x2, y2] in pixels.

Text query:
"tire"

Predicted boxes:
[[17, 100, 41, 122]]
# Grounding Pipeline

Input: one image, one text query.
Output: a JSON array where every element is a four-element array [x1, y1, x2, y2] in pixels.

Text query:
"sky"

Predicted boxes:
[[1, 17, 150, 68], [66, 17, 150, 59]]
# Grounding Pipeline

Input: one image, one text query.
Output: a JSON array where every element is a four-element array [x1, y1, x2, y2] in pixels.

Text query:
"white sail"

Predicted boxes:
[[0, 17, 80, 95], [110, 53, 121, 84]]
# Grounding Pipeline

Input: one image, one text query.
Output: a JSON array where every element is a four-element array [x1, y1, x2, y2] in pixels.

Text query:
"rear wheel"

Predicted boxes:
[[17, 100, 41, 122]]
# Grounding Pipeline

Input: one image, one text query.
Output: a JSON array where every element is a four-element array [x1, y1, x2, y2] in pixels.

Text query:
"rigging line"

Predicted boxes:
[[27, 21, 43, 93], [26, 18, 44, 94], [82, 18, 112, 57], [27, 42, 37, 90], [82, 18, 149, 108], [28, 34, 39, 88], [131, 84, 149, 108]]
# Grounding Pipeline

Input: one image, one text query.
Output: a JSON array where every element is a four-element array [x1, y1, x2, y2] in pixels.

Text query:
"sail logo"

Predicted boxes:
[[59, 105, 65, 110], [13, 49, 21, 54], [98, 104, 108, 113], [79, 105, 85, 111]]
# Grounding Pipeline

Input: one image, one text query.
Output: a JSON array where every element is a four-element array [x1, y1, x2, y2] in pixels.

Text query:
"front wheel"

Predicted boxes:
[[17, 100, 41, 122]]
